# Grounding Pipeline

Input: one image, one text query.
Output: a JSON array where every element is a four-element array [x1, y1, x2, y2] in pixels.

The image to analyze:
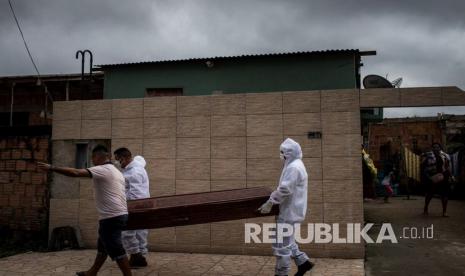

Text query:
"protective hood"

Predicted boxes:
[[127, 155, 146, 170], [280, 138, 303, 163]]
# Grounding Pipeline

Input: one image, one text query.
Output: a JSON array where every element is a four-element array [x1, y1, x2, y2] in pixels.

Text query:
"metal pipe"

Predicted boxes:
[[44, 85, 48, 121], [10, 82, 15, 126], [83, 50, 93, 80], [66, 80, 69, 101]]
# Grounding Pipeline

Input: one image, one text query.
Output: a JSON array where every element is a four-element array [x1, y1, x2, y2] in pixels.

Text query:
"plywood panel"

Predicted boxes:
[[283, 113, 321, 135], [283, 91, 320, 113], [52, 120, 81, 140], [176, 137, 210, 159], [176, 159, 210, 180], [322, 112, 360, 135], [144, 117, 177, 138], [211, 137, 246, 159], [321, 89, 359, 112], [144, 138, 176, 159], [322, 157, 362, 180], [81, 120, 111, 139], [112, 118, 143, 138], [246, 93, 282, 114], [211, 115, 246, 137], [112, 99, 143, 118], [53, 101, 81, 121], [111, 139, 143, 156], [177, 116, 210, 137], [211, 94, 246, 115], [323, 134, 361, 157], [177, 96, 210, 116], [247, 115, 283, 136], [400, 87, 442, 107], [211, 159, 246, 180], [144, 97, 177, 117], [82, 100, 111, 119], [359, 88, 400, 107], [247, 136, 283, 159]]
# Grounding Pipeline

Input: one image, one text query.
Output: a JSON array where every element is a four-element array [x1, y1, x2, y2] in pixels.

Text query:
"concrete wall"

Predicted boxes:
[[50, 90, 364, 258]]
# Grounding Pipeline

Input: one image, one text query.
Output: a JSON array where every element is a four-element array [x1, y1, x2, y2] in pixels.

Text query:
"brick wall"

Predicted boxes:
[[0, 136, 49, 235], [50, 91, 364, 258], [368, 120, 442, 169]]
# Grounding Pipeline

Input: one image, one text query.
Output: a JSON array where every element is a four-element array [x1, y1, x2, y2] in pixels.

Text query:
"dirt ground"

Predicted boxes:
[[364, 196, 465, 276]]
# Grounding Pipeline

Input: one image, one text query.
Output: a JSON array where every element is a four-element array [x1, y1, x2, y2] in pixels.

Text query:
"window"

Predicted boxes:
[[146, 88, 183, 97], [75, 143, 89, 169]]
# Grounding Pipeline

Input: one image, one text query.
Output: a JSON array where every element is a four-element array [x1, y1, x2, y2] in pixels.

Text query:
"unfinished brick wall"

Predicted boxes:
[[0, 136, 49, 235], [50, 90, 364, 258]]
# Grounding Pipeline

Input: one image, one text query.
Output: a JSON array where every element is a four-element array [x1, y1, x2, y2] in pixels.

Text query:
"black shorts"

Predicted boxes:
[[425, 180, 450, 197], [97, 214, 128, 260]]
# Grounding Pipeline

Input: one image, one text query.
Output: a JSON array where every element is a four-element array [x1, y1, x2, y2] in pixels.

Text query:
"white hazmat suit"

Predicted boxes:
[[259, 138, 310, 275], [121, 156, 150, 255]]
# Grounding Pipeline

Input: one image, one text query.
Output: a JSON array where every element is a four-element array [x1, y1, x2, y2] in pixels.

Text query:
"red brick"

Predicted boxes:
[[3, 183, 13, 193], [16, 160, 27, 171], [11, 149, 22, 159], [20, 197, 30, 207], [8, 172, 19, 183], [0, 139, 6, 149], [31, 173, 45, 185], [9, 194, 20, 207], [38, 138, 49, 150], [0, 172, 9, 183], [32, 150, 47, 161], [17, 139, 27, 149], [20, 172, 32, 183], [0, 150, 10, 160], [35, 185, 46, 195], [29, 137, 38, 148], [0, 195, 8, 206], [5, 160, 16, 171], [25, 185, 35, 197], [0, 160, 5, 170], [21, 149, 32, 159], [7, 138, 18, 147], [14, 183, 25, 195], [27, 162, 37, 171], [31, 197, 45, 208]]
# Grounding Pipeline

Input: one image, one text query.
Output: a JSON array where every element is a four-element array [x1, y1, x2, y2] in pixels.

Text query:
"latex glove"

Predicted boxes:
[[258, 200, 273, 214]]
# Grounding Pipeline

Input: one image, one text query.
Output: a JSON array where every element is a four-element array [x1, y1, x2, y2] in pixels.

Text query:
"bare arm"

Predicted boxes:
[[37, 162, 91, 178]]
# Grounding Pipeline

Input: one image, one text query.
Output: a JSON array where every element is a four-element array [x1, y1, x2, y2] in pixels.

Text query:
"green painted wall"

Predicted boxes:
[[103, 54, 357, 99]]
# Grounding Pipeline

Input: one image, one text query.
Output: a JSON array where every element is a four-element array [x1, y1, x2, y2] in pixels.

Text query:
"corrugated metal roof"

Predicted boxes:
[[95, 49, 367, 68]]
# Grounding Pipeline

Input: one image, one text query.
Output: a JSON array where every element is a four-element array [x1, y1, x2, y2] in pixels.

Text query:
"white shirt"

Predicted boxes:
[[87, 163, 128, 220]]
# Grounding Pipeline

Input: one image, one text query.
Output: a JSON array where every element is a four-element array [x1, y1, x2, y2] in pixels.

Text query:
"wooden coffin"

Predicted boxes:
[[126, 187, 279, 230]]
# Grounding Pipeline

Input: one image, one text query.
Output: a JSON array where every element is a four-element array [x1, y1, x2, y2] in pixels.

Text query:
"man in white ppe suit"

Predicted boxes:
[[258, 138, 313, 276], [114, 148, 150, 268]]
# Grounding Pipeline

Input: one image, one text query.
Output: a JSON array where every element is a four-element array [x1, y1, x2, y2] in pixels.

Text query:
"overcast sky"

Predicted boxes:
[[1, 0, 464, 117]]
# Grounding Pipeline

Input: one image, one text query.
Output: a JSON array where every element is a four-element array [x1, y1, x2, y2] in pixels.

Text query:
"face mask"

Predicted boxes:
[[280, 152, 286, 160], [113, 160, 122, 168]]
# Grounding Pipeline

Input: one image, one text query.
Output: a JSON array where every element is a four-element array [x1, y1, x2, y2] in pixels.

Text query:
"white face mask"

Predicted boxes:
[[113, 160, 122, 169], [280, 152, 286, 160]]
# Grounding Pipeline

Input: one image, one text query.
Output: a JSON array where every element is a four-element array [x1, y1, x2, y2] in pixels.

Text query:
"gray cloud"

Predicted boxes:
[[1, 0, 464, 99]]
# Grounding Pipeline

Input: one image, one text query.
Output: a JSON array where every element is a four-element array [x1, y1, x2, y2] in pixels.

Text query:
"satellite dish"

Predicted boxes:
[[363, 75, 394, 88], [391, 77, 403, 88]]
